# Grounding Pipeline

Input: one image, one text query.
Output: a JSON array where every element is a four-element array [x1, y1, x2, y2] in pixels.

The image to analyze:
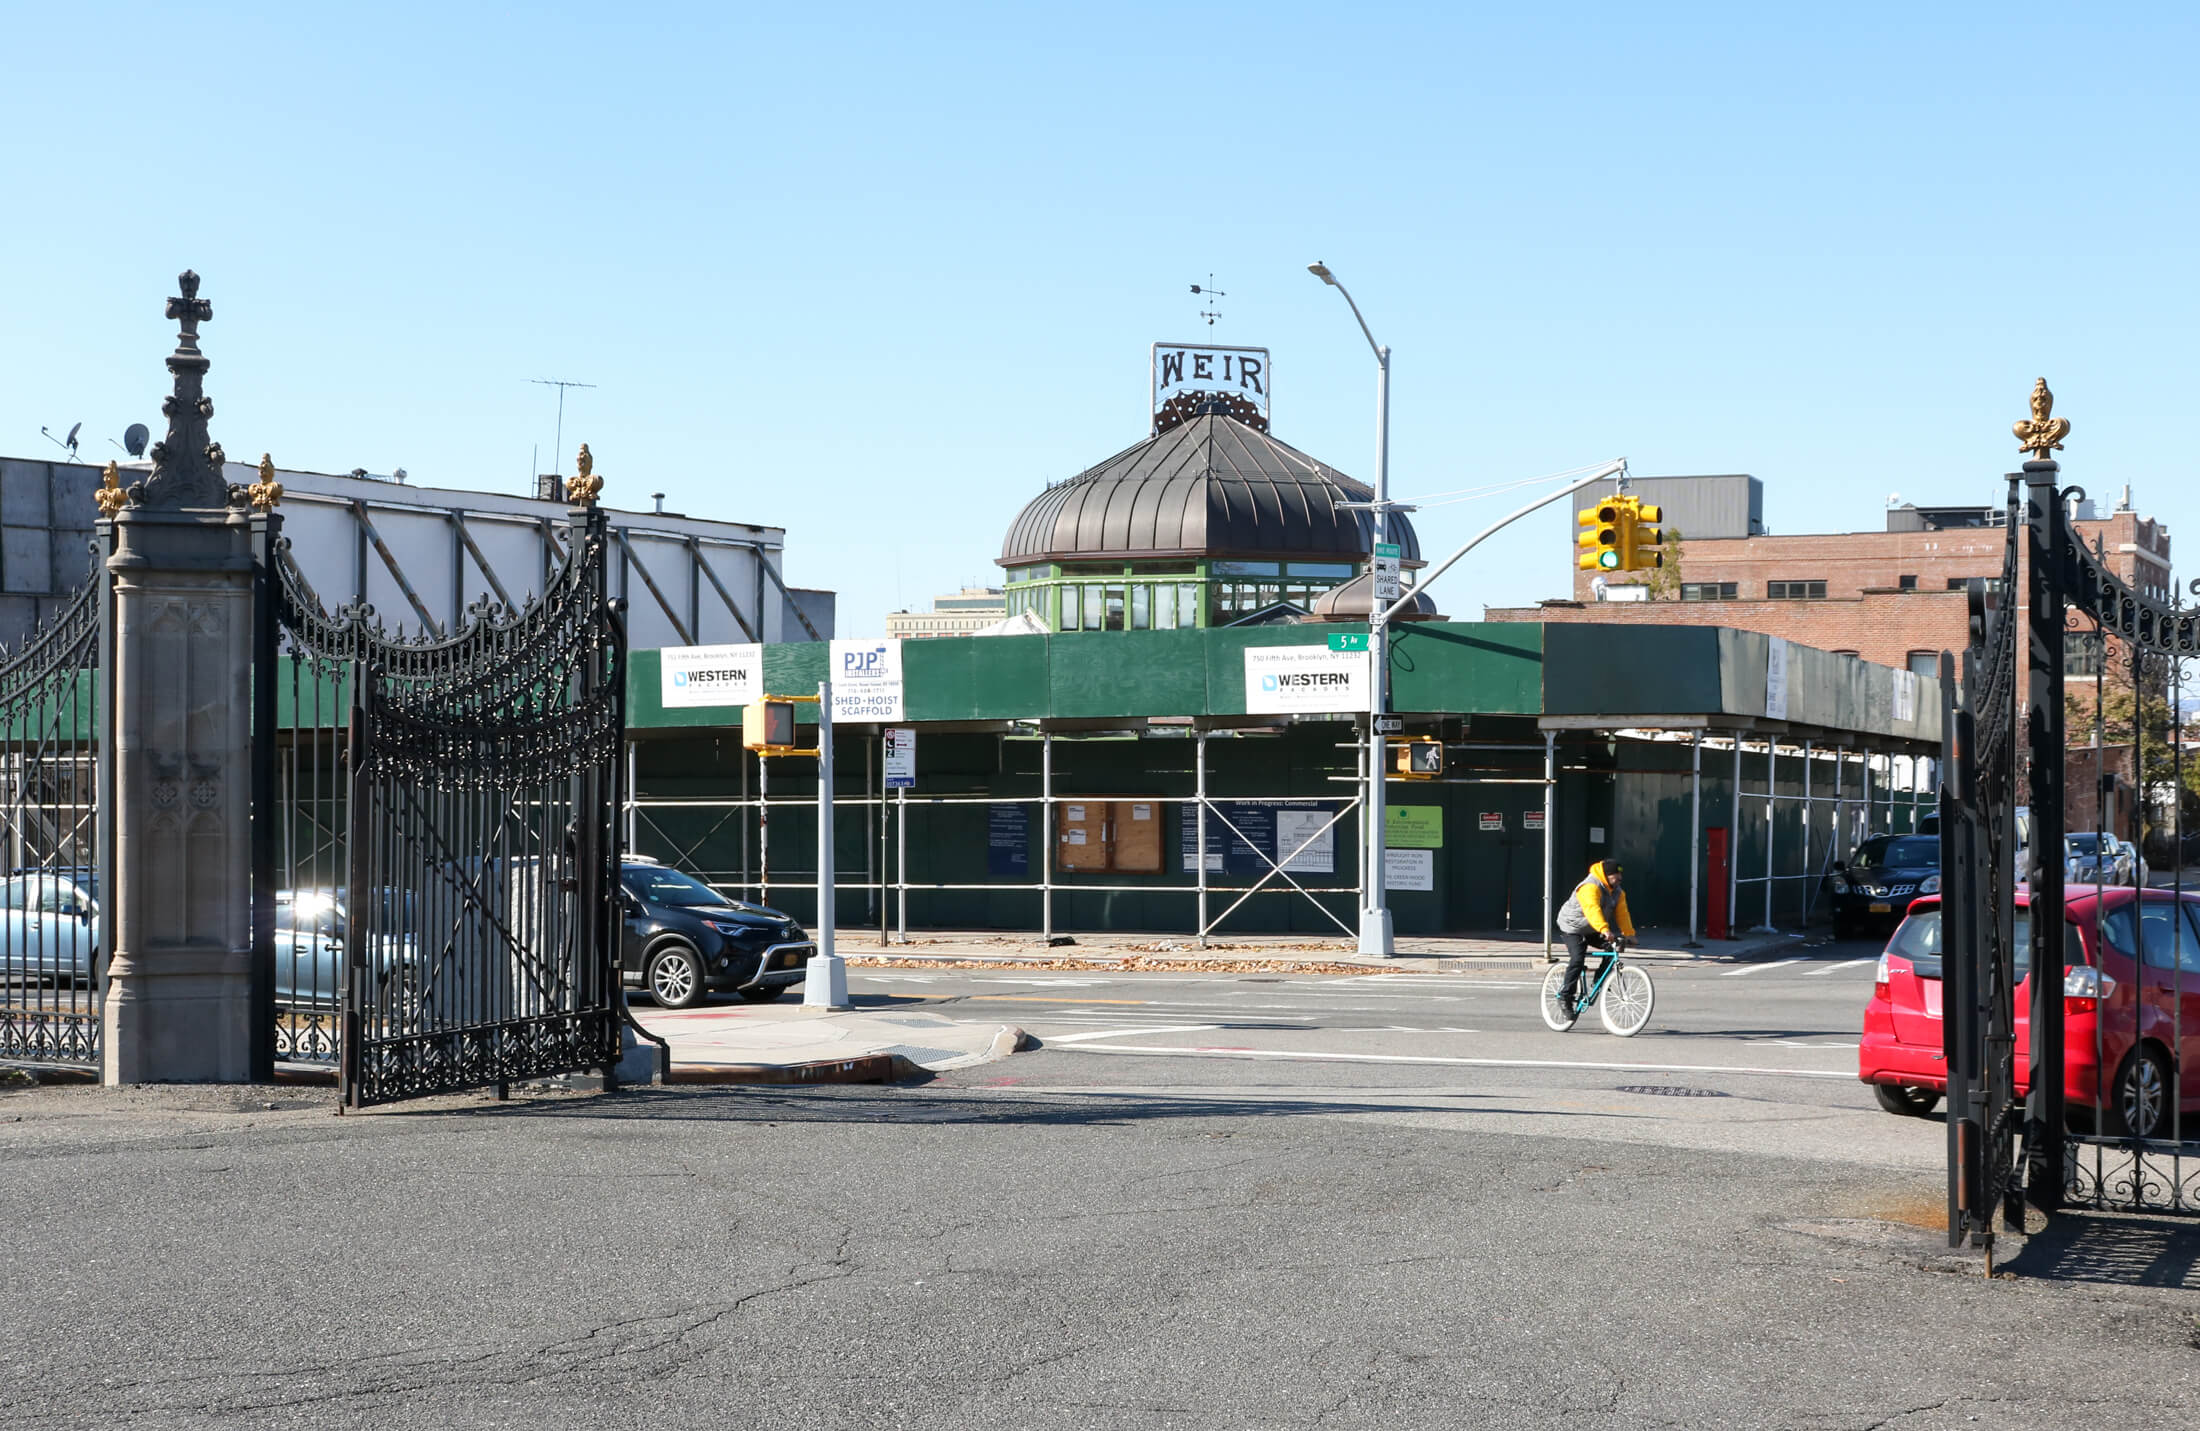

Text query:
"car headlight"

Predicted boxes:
[[707, 919, 771, 937], [1918, 875, 1940, 894]]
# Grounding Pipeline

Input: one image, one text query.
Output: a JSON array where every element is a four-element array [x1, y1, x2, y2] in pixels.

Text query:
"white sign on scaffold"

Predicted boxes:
[[829, 639, 906, 722], [884, 727, 916, 789], [660, 643, 764, 709], [1244, 646, 1370, 715]]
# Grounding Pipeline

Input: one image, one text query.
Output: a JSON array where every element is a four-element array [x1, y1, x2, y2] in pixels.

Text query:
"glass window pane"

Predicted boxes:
[[1061, 585, 1080, 631], [1212, 560, 1281, 577], [1154, 585, 1176, 630], [1085, 585, 1104, 630], [1180, 583, 1201, 627], [1105, 587, 1125, 631], [1131, 585, 1150, 630]]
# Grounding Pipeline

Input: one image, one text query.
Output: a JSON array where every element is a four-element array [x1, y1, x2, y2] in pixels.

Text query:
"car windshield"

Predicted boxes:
[[2066, 834, 2108, 853], [625, 866, 728, 908], [1855, 836, 1937, 869]]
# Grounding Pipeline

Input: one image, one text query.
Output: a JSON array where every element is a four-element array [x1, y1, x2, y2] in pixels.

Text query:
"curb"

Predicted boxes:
[[667, 1052, 921, 1086]]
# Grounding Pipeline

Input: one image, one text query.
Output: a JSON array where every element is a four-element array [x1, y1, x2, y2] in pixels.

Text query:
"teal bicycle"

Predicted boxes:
[[1540, 946, 1655, 1037]]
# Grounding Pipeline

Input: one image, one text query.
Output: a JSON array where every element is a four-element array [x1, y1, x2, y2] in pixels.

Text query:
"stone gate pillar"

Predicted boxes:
[[101, 272, 267, 1084]]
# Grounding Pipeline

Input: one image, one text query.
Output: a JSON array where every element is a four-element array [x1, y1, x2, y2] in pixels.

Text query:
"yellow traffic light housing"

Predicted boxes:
[[1620, 500, 1664, 571], [1576, 502, 1623, 572], [1392, 738, 1443, 780]]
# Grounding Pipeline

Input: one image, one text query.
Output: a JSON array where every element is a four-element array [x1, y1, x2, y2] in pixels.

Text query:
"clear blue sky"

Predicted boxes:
[[5, 4, 2194, 636]]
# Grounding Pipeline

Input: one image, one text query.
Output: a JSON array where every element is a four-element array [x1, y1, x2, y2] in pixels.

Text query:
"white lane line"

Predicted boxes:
[[1719, 959, 1805, 977], [1804, 959, 1874, 977], [1066, 1045, 1855, 1079], [1045, 1025, 1221, 1045]]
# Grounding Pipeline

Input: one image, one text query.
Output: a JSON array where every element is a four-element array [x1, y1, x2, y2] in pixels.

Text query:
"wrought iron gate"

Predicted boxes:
[[262, 502, 627, 1107], [0, 548, 104, 1068], [1947, 428, 2200, 1236], [1940, 481, 2023, 1248]]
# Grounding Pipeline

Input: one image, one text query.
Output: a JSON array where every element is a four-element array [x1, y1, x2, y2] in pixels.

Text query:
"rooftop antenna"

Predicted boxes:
[[39, 423, 81, 460], [528, 378, 595, 474], [1189, 274, 1226, 326], [113, 423, 150, 458]]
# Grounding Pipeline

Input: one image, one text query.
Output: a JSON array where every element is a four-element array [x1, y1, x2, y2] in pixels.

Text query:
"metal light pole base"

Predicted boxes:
[[1357, 907, 1394, 958], [803, 953, 850, 1009]]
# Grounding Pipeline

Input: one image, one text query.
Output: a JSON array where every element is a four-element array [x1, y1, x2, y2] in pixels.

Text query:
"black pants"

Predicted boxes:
[[1559, 930, 1606, 1004]]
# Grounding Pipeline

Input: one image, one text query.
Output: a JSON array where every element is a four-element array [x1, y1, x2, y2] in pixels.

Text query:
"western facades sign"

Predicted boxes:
[[660, 643, 764, 709], [1152, 342, 1270, 433], [1243, 645, 1369, 715]]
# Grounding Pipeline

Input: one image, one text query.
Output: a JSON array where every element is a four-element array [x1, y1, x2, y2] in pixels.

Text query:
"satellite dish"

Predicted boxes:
[[122, 423, 149, 457], [64, 423, 81, 455]]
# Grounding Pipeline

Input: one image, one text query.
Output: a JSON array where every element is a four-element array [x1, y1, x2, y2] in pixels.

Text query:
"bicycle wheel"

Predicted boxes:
[[1598, 962, 1654, 1037], [1539, 964, 1581, 1031]]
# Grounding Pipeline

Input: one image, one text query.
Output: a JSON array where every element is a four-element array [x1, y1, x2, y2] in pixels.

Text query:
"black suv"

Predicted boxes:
[[1826, 834, 1941, 939], [619, 860, 814, 1008]]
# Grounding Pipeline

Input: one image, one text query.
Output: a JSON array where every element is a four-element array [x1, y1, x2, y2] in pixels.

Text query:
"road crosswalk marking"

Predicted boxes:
[[1804, 958, 1874, 977], [1720, 958, 1805, 977]]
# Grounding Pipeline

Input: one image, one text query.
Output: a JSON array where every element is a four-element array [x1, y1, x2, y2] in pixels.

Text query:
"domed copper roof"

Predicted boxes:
[[1000, 414, 1422, 567]]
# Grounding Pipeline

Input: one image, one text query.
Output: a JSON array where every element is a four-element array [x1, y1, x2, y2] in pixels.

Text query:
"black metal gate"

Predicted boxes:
[[0, 548, 104, 1069], [1940, 481, 2023, 1248], [261, 503, 627, 1107], [1947, 444, 2200, 1236]]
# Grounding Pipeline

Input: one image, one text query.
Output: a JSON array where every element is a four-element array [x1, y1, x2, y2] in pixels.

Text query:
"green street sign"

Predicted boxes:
[[1328, 633, 1370, 652], [1374, 542, 1402, 559], [1385, 806, 1444, 848]]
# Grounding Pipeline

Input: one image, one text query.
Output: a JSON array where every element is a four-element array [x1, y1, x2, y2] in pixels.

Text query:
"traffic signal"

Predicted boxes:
[[742, 698, 798, 752], [1621, 501, 1664, 571], [1393, 738, 1443, 780], [1576, 502, 1623, 572]]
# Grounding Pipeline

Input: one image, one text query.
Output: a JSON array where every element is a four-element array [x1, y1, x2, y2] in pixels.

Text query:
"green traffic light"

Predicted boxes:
[[1598, 551, 1620, 569]]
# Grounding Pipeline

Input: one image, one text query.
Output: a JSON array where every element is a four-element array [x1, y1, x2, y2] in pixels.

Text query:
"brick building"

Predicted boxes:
[[1490, 476, 2171, 694]]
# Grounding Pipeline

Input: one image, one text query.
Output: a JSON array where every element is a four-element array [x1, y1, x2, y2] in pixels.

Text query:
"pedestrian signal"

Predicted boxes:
[[742, 698, 799, 752], [1576, 503, 1623, 572], [1393, 738, 1443, 780]]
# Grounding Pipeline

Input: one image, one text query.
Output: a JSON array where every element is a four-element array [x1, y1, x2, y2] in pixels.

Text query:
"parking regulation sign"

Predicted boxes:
[[884, 727, 916, 789]]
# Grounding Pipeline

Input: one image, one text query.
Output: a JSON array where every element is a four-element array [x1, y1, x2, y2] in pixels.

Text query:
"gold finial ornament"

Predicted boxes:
[[247, 453, 284, 511], [2014, 377, 2072, 461], [93, 461, 128, 517], [566, 443, 603, 505]]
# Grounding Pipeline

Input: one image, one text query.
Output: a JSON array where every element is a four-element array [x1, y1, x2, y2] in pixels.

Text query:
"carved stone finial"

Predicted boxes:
[[2014, 376, 2071, 461], [140, 268, 231, 510], [94, 460, 128, 518], [566, 443, 603, 505], [247, 453, 284, 511]]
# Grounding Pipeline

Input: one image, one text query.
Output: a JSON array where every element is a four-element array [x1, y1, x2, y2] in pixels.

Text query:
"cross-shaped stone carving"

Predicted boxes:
[[166, 270, 212, 354]]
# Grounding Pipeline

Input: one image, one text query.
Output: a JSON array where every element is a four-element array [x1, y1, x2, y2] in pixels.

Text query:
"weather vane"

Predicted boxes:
[[1189, 274, 1225, 326], [2013, 377, 2071, 461]]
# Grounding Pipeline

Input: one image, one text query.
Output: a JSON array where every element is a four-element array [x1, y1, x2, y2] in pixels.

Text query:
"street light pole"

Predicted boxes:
[[1309, 261, 1395, 957]]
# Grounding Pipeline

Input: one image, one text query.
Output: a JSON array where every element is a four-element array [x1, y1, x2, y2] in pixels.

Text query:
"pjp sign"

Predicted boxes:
[[828, 639, 906, 723]]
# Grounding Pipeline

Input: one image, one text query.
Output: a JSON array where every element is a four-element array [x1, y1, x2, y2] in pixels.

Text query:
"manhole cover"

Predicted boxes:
[[1616, 1084, 1729, 1098]]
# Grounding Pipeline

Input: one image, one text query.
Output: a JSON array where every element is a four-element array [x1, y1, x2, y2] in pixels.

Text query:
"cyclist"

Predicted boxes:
[[1555, 859, 1634, 1015]]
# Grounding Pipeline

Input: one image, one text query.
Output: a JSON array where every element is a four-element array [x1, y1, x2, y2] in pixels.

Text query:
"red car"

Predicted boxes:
[[1860, 886, 2200, 1140]]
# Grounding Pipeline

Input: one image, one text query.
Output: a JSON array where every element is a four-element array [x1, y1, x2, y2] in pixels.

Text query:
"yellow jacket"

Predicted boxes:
[[1561, 861, 1635, 939]]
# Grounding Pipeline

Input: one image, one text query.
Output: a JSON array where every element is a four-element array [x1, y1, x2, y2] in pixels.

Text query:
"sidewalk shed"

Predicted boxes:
[[622, 622, 1939, 946]]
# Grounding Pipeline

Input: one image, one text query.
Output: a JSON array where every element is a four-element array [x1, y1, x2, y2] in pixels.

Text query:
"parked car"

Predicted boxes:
[[1913, 807, 2031, 878], [2066, 832, 2138, 888], [619, 859, 814, 1008], [1860, 885, 2200, 1139], [273, 889, 418, 1011], [0, 872, 99, 984], [1825, 835, 1941, 939]]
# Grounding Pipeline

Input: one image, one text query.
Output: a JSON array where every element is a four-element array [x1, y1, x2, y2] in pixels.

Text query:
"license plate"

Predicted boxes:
[[1869, 903, 1892, 913]]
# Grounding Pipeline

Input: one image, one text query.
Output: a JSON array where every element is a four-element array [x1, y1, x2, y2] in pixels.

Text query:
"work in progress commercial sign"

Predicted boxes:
[[659, 643, 763, 709], [1243, 646, 1369, 715]]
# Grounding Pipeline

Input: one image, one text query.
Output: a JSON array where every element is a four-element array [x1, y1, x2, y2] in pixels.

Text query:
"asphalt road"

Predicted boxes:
[[3, 938, 2197, 1430]]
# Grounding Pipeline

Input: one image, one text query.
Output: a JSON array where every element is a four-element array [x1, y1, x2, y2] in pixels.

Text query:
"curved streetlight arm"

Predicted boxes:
[[1377, 460, 1628, 625], [1331, 281, 1384, 363]]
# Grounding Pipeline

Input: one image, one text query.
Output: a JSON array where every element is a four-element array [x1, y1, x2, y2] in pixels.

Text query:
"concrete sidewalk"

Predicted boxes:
[[826, 924, 1806, 972], [628, 1001, 1029, 1085]]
